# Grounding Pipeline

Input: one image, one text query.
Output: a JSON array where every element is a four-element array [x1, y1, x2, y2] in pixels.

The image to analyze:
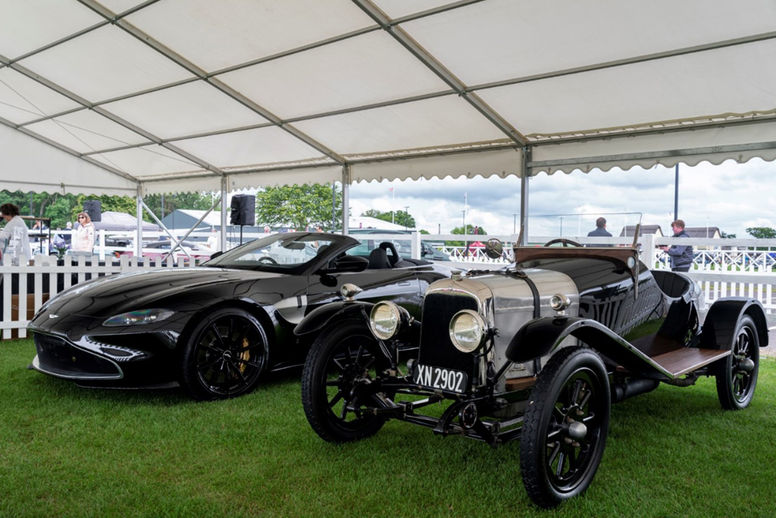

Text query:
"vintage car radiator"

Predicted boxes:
[[418, 270, 579, 390]]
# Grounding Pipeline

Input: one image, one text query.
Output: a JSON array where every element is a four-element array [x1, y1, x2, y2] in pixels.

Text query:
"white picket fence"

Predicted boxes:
[[4, 236, 776, 341], [1, 254, 199, 340]]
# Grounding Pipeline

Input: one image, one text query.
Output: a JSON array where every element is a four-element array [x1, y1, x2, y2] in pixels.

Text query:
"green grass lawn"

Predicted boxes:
[[1, 338, 774, 518]]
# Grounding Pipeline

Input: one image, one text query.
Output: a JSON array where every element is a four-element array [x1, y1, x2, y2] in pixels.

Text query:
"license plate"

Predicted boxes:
[[412, 363, 468, 394]]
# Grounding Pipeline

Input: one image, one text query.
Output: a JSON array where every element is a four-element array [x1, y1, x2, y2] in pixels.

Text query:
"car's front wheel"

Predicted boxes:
[[301, 318, 389, 442], [520, 347, 611, 508], [179, 307, 269, 400], [715, 315, 759, 410]]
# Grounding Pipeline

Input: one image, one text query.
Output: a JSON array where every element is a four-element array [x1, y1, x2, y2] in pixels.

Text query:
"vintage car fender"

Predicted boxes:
[[505, 316, 680, 379], [506, 317, 626, 364], [699, 298, 769, 350], [293, 301, 374, 337]]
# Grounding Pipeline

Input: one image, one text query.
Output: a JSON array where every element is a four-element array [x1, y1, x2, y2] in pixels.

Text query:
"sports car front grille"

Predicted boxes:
[[418, 292, 479, 372], [33, 333, 122, 379]]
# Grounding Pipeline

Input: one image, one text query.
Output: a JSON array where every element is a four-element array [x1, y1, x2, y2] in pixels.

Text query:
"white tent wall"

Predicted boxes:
[[0, 122, 137, 196], [0, 0, 775, 221]]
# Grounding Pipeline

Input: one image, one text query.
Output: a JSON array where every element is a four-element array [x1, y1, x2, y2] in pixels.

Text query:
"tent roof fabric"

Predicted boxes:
[[1, 0, 775, 195]]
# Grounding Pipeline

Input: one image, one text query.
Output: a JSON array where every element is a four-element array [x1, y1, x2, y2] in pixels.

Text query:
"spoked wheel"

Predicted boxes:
[[301, 318, 389, 442], [180, 308, 268, 400], [715, 315, 759, 410], [520, 347, 611, 508]]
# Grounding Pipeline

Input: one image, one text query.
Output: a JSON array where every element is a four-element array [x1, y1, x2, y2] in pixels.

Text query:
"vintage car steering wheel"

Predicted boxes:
[[379, 242, 400, 266], [258, 256, 278, 265], [543, 238, 583, 247]]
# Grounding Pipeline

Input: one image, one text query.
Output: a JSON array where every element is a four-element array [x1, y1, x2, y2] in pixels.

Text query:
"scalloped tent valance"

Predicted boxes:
[[1, 0, 775, 196]]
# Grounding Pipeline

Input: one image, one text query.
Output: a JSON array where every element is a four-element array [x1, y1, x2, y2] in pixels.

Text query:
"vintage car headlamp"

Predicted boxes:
[[103, 308, 174, 327], [449, 309, 486, 353], [369, 301, 403, 340], [550, 293, 571, 311]]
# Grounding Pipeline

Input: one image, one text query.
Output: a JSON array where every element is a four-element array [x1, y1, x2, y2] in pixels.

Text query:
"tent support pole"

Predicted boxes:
[[341, 165, 350, 235], [221, 176, 228, 251], [136, 186, 143, 258], [519, 146, 531, 245]]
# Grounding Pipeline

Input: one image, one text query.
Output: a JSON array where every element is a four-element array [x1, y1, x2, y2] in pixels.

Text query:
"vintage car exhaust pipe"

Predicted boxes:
[[612, 378, 660, 403]]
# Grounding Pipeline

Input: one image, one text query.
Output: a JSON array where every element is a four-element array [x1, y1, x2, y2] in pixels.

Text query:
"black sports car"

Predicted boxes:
[[28, 232, 450, 400]]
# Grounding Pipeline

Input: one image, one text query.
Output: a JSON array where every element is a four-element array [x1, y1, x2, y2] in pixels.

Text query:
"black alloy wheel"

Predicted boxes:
[[520, 347, 611, 508], [301, 318, 389, 442], [715, 315, 759, 410], [180, 308, 268, 400]]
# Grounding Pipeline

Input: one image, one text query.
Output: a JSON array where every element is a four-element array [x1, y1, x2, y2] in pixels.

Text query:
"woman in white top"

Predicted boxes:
[[72, 212, 96, 254], [0, 203, 31, 264]]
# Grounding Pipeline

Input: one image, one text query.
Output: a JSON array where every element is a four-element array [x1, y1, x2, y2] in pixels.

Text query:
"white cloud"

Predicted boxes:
[[348, 158, 776, 238]]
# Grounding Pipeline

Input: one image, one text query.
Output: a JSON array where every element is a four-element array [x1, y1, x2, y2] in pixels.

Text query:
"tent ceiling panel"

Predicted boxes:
[[0, 0, 101, 60], [372, 0, 459, 19], [17, 25, 193, 102], [125, 0, 376, 73], [218, 30, 451, 119], [294, 95, 508, 155], [351, 147, 523, 183], [1, 0, 775, 195], [402, 0, 776, 86], [173, 126, 327, 169], [478, 39, 776, 136], [0, 68, 81, 124], [530, 120, 776, 174], [24, 109, 152, 153], [0, 122, 137, 195], [101, 81, 269, 141], [90, 144, 201, 177]]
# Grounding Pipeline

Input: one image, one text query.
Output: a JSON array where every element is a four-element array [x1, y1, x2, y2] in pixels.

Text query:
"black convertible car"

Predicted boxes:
[[28, 232, 450, 400], [297, 236, 768, 508]]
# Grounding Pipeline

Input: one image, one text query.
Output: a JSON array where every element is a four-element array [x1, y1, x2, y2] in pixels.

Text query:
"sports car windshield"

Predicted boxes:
[[204, 233, 335, 270]]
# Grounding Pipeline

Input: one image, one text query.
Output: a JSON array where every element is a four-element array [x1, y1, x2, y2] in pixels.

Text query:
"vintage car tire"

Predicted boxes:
[[301, 318, 388, 443], [179, 307, 269, 400], [715, 315, 760, 410], [519, 347, 611, 508]]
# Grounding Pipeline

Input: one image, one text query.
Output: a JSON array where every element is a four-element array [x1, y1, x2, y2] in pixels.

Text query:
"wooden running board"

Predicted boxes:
[[650, 348, 730, 377]]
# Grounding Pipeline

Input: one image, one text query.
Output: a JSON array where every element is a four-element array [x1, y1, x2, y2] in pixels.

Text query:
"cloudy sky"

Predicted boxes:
[[348, 157, 775, 240]]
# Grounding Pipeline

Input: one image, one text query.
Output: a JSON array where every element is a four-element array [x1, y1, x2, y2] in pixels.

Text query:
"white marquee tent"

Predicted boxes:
[[2, 0, 775, 241]]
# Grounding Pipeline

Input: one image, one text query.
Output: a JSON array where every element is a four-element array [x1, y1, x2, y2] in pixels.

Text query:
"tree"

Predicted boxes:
[[144, 192, 217, 220], [255, 184, 342, 231], [746, 227, 776, 239], [447, 224, 487, 246], [361, 209, 416, 229], [720, 230, 736, 239]]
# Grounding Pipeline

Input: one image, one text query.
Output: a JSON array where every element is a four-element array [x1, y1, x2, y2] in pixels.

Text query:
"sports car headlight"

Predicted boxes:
[[103, 308, 174, 327], [449, 310, 486, 353], [369, 302, 403, 340]]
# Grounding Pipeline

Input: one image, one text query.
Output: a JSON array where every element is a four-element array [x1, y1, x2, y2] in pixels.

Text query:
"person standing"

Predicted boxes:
[[587, 217, 611, 238], [587, 217, 612, 246], [661, 219, 693, 272], [0, 203, 31, 264], [71, 212, 95, 255]]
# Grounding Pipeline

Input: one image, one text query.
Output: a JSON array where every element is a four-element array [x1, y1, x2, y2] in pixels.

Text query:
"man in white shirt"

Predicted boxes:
[[0, 203, 31, 265]]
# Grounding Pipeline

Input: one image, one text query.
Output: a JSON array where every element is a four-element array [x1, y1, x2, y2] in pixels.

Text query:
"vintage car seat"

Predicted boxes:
[[367, 247, 392, 269]]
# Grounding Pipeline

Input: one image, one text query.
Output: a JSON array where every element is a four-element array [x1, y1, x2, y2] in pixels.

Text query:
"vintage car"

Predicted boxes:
[[295, 236, 767, 508], [28, 232, 450, 400]]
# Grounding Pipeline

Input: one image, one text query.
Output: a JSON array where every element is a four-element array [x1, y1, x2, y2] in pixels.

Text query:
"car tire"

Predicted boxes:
[[301, 317, 388, 443], [520, 346, 611, 508], [715, 315, 759, 410], [179, 307, 268, 400]]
